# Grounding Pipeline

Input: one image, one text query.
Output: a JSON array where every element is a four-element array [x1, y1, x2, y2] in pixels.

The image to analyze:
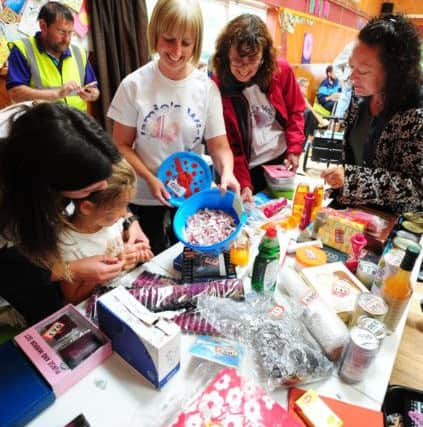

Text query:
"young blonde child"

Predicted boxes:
[[59, 159, 154, 304]]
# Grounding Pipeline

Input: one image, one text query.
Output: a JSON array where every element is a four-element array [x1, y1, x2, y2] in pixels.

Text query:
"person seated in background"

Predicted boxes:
[[317, 65, 341, 113], [6, 1, 99, 111], [59, 159, 153, 304], [297, 77, 329, 140], [321, 14, 423, 214], [333, 41, 354, 118], [212, 14, 305, 203]]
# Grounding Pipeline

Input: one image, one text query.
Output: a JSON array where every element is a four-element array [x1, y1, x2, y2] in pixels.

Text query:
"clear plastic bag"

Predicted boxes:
[[141, 362, 301, 427], [139, 360, 222, 427], [197, 293, 333, 389]]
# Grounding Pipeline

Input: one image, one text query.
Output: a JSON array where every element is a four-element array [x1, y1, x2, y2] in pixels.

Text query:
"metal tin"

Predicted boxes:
[[403, 212, 423, 224], [356, 260, 378, 289], [339, 326, 379, 384], [357, 316, 386, 344], [402, 220, 423, 235], [393, 236, 420, 252], [395, 230, 419, 242], [350, 292, 388, 327]]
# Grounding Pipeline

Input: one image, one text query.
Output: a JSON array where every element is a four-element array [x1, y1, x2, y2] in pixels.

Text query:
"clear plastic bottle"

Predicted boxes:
[[229, 230, 250, 267], [251, 226, 280, 294]]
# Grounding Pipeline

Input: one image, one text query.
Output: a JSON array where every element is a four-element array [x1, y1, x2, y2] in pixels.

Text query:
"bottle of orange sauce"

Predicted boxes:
[[381, 245, 420, 334]]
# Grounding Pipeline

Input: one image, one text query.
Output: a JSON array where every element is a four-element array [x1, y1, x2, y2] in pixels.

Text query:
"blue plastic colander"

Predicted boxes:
[[156, 152, 212, 207], [173, 189, 247, 254]]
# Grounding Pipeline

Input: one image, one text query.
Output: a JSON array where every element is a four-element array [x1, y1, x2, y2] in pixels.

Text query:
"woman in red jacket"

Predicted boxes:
[[213, 14, 305, 202]]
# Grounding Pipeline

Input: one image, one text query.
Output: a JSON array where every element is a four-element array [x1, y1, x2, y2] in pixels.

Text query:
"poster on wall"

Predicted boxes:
[[0, 7, 19, 24], [18, 0, 42, 36], [323, 0, 330, 18], [301, 32, 313, 64], [2, 0, 25, 14], [0, 25, 9, 67], [73, 0, 88, 37], [62, 0, 82, 13]]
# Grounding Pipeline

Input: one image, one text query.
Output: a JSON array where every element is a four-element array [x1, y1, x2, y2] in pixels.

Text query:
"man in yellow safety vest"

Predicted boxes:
[[6, 1, 99, 112]]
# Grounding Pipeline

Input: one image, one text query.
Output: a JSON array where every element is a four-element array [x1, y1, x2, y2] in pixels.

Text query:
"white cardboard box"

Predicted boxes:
[[97, 286, 180, 389]]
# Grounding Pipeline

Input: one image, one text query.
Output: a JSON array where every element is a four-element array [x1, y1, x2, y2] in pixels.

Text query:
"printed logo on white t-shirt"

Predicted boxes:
[[242, 84, 286, 168], [250, 104, 274, 130], [140, 101, 202, 147]]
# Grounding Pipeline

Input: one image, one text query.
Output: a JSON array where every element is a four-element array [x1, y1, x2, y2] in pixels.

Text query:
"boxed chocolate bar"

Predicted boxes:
[[15, 305, 112, 396]]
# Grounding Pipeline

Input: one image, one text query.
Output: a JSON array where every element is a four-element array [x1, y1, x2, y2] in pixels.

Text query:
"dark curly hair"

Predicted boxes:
[[213, 14, 276, 92], [359, 14, 422, 118]]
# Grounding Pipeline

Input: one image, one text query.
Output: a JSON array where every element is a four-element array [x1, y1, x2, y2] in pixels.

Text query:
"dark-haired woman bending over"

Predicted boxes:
[[0, 103, 151, 325], [212, 14, 305, 203]]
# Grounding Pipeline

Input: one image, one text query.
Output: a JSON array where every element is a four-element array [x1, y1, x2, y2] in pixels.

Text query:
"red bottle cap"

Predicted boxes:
[[304, 192, 315, 203], [266, 226, 277, 238]]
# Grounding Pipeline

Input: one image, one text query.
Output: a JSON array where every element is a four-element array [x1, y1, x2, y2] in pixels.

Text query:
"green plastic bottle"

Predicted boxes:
[[251, 226, 280, 293]]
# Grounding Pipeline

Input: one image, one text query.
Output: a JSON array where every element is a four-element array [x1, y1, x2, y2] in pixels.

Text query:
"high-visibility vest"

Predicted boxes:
[[11, 36, 88, 111]]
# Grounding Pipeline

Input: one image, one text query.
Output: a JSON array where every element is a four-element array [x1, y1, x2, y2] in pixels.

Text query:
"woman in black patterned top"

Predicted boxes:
[[321, 14, 422, 213]]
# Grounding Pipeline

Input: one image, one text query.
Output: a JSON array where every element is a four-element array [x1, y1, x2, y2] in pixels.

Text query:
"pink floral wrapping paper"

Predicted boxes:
[[169, 368, 302, 427]]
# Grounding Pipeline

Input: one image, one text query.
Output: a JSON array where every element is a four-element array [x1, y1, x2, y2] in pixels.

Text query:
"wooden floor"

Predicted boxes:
[[389, 282, 423, 390]]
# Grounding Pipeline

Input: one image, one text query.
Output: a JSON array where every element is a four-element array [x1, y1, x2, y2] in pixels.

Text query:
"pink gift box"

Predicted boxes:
[[15, 304, 112, 396]]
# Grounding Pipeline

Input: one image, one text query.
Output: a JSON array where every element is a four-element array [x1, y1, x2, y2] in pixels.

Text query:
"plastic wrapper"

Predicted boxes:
[[141, 363, 302, 427], [278, 267, 349, 361], [168, 367, 302, 426], [319, 207, 387, 236], [86, 272, 243, 335], [171, 310, 218, 335], [131, 272, 245, 311], [197, 293, 333, 389], [185, 208, 236, 245], [317, 214, 365, 254], [140, 360, 222, 427]]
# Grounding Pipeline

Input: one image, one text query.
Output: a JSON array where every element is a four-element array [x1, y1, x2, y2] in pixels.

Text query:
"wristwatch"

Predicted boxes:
[[123, 214, 139, 231]]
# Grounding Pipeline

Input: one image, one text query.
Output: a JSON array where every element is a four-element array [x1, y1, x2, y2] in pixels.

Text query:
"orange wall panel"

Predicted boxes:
[[358, 0, 384, 17], [280, 8, 357, 64], [393, 0, 423, 14]]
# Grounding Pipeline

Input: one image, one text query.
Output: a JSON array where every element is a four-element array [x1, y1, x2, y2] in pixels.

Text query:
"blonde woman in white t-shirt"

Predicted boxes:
[[107, 0, 240, 255]]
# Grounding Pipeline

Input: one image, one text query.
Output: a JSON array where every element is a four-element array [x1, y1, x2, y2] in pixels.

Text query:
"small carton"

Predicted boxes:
[[97, 286, 180, 389], [15, 305, 112, 396], [317, 215, 365, 254], [295, 389, 343, 427], [301, 262, 368, 323]]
